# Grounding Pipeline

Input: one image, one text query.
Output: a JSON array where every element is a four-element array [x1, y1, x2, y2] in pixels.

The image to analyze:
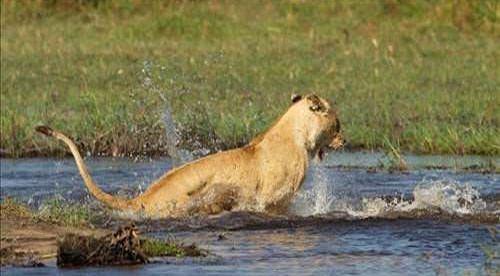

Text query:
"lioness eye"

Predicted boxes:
[[309, 105, 320, 112]]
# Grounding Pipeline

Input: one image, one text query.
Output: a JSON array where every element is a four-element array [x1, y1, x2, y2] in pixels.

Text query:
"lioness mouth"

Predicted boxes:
[[318, 134, 345, 161]]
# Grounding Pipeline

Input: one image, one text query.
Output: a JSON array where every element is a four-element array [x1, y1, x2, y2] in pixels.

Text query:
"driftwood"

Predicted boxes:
[[57, 224, 148, 267]]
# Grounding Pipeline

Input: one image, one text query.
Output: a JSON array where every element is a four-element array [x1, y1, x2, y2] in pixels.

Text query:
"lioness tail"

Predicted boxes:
[[36, 125, 131, 210]]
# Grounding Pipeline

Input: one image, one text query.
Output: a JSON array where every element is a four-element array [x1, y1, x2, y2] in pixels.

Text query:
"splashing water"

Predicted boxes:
[[291, 166, 491, 219], [140, 61, 197, 166], [351, 180, 489, 218], [412, 181, 487, 215], [290, 163, 339, 216], [162, 103, 195, 165]]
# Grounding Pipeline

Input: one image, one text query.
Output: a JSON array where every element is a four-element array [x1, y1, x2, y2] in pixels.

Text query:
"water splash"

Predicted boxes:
[[291, 168, 491, 219], [290, 163, 339, 216], [140, 60, 197, 166], [346, 180, 490, 218], [412, 181, 487, 215], [162, 102, 195, 165]]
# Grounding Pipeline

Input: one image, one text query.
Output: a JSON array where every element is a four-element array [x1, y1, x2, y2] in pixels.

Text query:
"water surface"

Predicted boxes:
[[1, 153, 498, 275]]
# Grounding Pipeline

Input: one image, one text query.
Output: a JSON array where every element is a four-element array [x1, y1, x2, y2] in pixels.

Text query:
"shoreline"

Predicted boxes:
[[0, 202, 107, 267], [1, 150, 497, 174], [0, 200, 208, 267], [1, 146, 499, 158]]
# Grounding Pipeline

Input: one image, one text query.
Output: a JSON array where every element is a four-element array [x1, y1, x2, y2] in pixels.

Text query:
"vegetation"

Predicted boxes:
[[35, 198, 102, 227], [0, 197, 101, 227], [0, 197, 32, 219], [377, 137, 408, 172], [141, 238, 207, 258], [1, 0, 499, 157], [1, 198, 207, 266]]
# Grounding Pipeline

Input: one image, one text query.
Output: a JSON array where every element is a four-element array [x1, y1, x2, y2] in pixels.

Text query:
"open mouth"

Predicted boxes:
[[317, 134, 345, 161]]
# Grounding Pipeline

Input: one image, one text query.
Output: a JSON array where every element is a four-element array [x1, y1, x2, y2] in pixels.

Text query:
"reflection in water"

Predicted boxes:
[[243, 228, 319, 252]]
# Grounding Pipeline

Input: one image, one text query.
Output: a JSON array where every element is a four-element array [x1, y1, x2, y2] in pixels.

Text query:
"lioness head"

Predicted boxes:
[[290, 93, 344, 160]]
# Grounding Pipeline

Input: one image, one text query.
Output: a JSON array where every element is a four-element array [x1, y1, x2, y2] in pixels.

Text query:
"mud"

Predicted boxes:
[[0, 206, 206, 267], [0, 207, 106, 267]]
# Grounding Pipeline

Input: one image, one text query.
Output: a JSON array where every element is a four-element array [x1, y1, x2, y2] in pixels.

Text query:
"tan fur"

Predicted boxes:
[[36, 94, 342, 218]]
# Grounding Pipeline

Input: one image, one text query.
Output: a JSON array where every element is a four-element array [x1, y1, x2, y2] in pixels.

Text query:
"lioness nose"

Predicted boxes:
[[329, 134, 345, 150]]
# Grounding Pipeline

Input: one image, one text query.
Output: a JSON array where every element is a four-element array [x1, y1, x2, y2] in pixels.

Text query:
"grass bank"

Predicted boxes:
[[1, 0, 499, 157], [0, 198, 207, 266]]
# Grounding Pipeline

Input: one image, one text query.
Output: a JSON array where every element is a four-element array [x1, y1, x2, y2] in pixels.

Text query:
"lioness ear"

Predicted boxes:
[[291, 94, 302, 103]]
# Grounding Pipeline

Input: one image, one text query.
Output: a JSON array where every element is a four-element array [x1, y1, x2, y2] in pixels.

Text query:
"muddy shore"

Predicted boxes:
[[0, 201, 208, 267], [0, 202, 107, 266]]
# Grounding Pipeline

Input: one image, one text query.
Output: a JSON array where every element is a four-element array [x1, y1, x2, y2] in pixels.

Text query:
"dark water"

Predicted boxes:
[[1, 153, 499, 275]]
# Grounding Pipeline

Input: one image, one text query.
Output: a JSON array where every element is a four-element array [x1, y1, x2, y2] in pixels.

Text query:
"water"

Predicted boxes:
[[1, 153, 499, 275]]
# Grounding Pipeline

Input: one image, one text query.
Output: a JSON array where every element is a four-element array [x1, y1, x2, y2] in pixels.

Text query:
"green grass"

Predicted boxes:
[[141, 238, 207, 258], [35, 198, 102, 227], [0, 197, 101, 227], [378, 137, 408, 172], [0, 197, 32, 219], [1, 0, 499, 157]]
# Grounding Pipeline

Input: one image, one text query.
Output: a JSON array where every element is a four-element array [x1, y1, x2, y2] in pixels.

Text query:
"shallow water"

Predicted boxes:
[[1, 153, 499, 275]]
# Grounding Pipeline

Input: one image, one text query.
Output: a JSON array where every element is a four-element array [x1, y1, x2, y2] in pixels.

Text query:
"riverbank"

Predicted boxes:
[[0, 199, 101, 266], [1, 1, 499, 157], [0, 199, 207, 267]]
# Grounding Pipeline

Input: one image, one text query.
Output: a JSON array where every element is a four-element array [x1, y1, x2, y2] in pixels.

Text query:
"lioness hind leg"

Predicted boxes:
[[187, 185, 238, 215]]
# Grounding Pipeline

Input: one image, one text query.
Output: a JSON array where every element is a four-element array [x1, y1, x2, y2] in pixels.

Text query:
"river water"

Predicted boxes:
[[1, 152, 498, 275]]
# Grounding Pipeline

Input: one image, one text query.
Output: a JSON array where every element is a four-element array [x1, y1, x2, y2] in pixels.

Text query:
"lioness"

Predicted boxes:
[[36, 94, 343, 218]]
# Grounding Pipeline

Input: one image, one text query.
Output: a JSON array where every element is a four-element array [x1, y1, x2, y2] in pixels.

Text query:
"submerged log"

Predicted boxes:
[[57, 224, 148, 267]]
